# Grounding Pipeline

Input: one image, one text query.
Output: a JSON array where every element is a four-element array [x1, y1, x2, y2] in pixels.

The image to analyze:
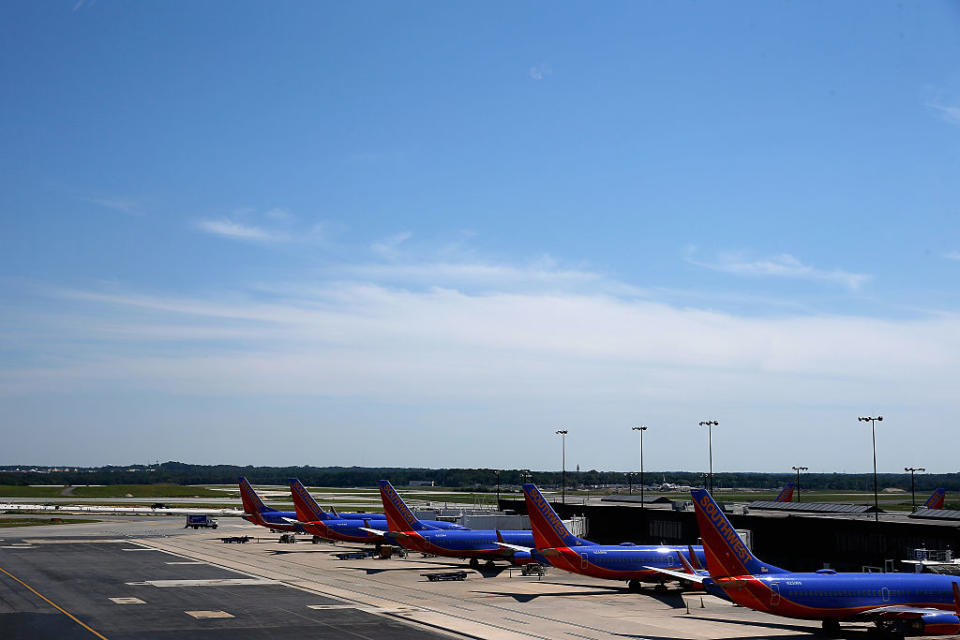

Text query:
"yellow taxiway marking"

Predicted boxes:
[[0, 565, 110, 640]]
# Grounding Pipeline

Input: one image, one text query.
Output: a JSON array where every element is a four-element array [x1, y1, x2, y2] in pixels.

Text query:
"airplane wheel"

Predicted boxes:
[[820, 620, 840, 636], [628, 579, 642, 592], [484, 560, 496, 569], [469, 558, 480, 570]]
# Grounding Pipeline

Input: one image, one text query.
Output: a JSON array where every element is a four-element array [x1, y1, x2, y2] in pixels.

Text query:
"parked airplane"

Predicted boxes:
[[672, 488, 960, 636], [775, 483, 795, 503], [238, 476, 302, 533], [376, 480, 537, 569], [285, 478, 465, 544], [510, 483, 706, 591], [923, 488, 947, 510]]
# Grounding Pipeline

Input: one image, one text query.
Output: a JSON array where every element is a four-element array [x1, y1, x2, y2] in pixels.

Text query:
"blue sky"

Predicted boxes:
[[2, 1, 960, 473]]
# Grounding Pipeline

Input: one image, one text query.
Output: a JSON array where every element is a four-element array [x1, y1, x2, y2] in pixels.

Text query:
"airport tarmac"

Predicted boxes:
[[0, 516, 912, 639]]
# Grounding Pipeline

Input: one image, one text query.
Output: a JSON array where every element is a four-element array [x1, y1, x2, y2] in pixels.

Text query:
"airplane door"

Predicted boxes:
[[770, 583, 780, 607], [580, 553, 589, 570], [881, 587, 890, 602]]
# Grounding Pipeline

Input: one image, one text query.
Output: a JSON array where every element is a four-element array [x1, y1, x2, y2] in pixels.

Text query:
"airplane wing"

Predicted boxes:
[[857, 582, 960, 619], [282, 517, 312, 525], [854, 605, 947, 619], [493, 530, 534, 554], [358, 527, 388, 536], [642, 566, 705, 584]]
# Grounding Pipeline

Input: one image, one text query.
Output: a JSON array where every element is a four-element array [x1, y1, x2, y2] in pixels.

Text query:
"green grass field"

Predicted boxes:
[[0, 485, 67, 498], [0, 484, 227, 499], [71, 484, 225, 498]]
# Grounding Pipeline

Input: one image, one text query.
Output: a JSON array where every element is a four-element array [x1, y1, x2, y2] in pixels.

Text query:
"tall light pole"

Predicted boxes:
[[699, 420, 719, 492], [791, 465, 808, 503], [493, 470, 501, 508], [858, 415, 883, 522], [556, 429, 568, 504], [905, 466, 925, 512], [632, 425, 648, 508]]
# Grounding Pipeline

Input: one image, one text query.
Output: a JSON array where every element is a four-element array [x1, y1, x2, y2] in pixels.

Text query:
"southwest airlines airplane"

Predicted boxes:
[[513, 483, 706, 591], [673, 488, 960, 636], [238, 476, 303, 532], [775, 483, 795, 502], [285, 478, 464, 544], [377, 480, 537, 569], [239, 477, 388, 533], [923, 488, 947, 510]]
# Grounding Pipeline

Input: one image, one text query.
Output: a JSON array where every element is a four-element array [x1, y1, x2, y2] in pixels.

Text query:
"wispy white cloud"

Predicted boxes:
[[946, 251, 960, 261], [7, 251, 960, 470], [686, 249, 871, 290], [264, 208, 294, 222], [195, 218, 289, 243], [86, 197, 143, 216], [371, 231, 413, 259], [194, 208, 324, 244], [528, 63, 552, 81], [929, 103, 960, 126]]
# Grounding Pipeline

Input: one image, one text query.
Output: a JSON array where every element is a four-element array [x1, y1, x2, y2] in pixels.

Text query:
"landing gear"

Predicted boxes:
[[820, 619, 840, 636], [469, 557, 480, 570], [484, 560, 496, 569], [654, 582, 668, 593], [627, 579, 642, 592]]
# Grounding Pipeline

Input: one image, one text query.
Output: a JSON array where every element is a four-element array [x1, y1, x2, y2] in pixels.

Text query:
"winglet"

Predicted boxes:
[[378, 480, 427, 531], [677, 550, 697, 574], [691, 488, 786, 578], [329, 505, 342, 518], [952, 582, 960, 616], [687, 544, 703, 570]]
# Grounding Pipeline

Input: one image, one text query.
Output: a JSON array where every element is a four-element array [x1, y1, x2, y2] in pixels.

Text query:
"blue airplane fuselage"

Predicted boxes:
[[541, 543, 708, 581], [392, 529, 536, 561], [705, 571, 960, 621]]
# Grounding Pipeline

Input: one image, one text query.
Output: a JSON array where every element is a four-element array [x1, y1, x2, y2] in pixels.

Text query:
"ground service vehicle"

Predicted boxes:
[[185, 514, 218, 529]]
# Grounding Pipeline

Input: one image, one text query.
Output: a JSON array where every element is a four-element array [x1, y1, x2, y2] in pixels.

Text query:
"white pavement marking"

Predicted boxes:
[[185, 610, 234, 619], [308, 604, 416, 614], [165, 561, 207, 565], [109, 597, 145, 604], [121, 548, 162, 551], [1, 544, 34, 549], [127, 578, 276, 587]]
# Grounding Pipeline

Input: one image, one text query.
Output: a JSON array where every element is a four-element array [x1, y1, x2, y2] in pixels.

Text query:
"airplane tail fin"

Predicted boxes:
[[677, 550, 697, 574], [924, 488, 947, 510], [775, 482, 795, 503], [238, 477, 273, 514], [691, 488, 786, 577], [378, 480, 427, 531], [288, 478, 329, 522], [522, 483, 587, 549]]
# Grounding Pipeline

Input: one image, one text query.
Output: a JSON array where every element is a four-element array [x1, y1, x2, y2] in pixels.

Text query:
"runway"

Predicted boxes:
[[0, 517, 891, 639]]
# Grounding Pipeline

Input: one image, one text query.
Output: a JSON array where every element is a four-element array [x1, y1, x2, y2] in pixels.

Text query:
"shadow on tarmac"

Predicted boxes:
[[680, 615, 874, 638]]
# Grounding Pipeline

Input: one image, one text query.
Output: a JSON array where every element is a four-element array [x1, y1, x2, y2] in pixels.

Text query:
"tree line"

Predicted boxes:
[[1, 462, 959, 493]]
